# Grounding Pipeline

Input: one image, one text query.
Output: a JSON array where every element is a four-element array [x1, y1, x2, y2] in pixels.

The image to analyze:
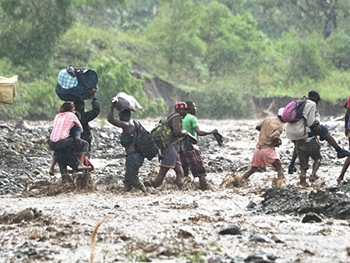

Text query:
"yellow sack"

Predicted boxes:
[[0, 75, 18, 104]]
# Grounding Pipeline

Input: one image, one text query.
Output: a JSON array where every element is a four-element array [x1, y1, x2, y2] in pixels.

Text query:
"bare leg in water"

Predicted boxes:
[[337, 156, 350, 184], [272, 159, 285, 178], [153, 164, 184, 190], [309, 158, 321, 182], [242, 166, 258, 180]]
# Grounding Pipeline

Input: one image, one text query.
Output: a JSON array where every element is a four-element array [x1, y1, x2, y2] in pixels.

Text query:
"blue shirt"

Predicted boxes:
[[58, 69, 78, 89]]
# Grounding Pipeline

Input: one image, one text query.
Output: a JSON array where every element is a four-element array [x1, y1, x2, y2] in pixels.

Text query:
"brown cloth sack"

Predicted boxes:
[[0, 75, 18, 104]]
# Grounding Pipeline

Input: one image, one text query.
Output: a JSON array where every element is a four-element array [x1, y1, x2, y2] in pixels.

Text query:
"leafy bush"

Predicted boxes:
[[0, 0, 73, 66], [274, 34, 330, 84], [0, 76, 60, 120], [191, 84, 249, 119], [201, 4, 268, 77], [328, 31, 350, 70]]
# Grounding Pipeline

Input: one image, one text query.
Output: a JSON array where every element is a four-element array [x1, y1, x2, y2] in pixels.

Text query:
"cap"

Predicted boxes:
[[278, 107, 284, 117], [174, 102, 187, 110], [308, 90, 322, 100]]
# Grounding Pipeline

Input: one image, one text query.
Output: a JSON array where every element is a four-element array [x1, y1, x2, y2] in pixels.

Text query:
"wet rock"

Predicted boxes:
[[326, 184, 338, 192], [339, 179, 349, 185], [12, 208, 42, 223], [301, 212, 323, 223], [248, 234, 272, 243], [207, 256, 223, 263], [261, 186, 350, 220], [13, 241, 38, 258], [270, 234, 284, 243], [244, 254, 276, 263], [178, 229, 194, 239], [247, 200, 257, 209], [218, 225, 242, 235]]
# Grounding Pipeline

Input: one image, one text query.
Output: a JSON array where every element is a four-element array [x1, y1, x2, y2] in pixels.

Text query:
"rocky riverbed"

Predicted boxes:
[[1, 117, 350, 263]]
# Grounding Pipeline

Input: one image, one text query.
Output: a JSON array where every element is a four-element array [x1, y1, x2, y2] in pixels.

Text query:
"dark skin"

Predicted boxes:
[[289, 96, 345, 176], [187, 103, 218, 136], [345, 99, 350, 138], [107, 102, 136, 154], [152, 107, 188, 190], [338, 98, 350, 183], [242, 115, 285, 183], [183, 102, 218, 190]]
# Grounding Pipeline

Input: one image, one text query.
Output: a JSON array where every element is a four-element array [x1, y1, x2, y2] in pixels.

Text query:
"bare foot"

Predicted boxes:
[[309, 175, 319, 183]]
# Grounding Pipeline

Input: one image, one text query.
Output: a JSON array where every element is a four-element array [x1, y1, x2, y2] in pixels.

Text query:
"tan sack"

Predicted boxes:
[[0, 75, 18, 104]]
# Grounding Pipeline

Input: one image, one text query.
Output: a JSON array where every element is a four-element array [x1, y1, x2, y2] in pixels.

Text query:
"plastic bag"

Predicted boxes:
[[112, 92, 142, 111]]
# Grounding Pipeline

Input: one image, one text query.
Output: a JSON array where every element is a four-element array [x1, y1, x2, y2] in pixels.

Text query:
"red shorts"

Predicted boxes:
[[251, 147, 279, 168]]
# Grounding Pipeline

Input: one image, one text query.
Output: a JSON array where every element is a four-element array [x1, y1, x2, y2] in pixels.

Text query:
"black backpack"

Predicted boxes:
[[134, 121, 159, 160]]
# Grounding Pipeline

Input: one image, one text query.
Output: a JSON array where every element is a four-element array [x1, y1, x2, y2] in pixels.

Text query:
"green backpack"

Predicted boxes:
[[151, 113, 180, 149]]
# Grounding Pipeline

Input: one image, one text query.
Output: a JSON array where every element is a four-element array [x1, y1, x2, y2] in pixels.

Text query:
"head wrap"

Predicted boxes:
[[174, 102, 187, 110]]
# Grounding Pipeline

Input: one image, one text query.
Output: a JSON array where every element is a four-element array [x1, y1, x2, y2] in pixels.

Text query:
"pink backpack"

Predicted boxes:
[[281, 99, 307, 123]]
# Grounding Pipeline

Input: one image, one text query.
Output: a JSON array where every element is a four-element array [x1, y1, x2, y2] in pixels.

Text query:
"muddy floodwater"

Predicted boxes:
[[1, 118, 350, 263]]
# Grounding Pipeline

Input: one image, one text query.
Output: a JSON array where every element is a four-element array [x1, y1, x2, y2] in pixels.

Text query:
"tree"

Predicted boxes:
[[200, 2, 268, 77], [242, 0, 350, 39], [0, 0, 73, 66], [146, 0, 207, 78], [275, 33, 330, 83], [94, 58, 145, 114]]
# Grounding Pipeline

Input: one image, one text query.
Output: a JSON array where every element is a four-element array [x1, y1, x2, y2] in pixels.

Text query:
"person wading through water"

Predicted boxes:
[[108, 101, 147, 192], [152, 102, 189, 190], [180, 101, 219, 190]]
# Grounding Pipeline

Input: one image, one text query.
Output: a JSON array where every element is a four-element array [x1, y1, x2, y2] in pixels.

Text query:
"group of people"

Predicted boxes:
[[49, 67, 220, 192], [49, 94, 219, 192], [243, 90, 350, 187], [107, 100, 219, 192], [49, 69, 350, 192], [48, 66, 101, 181]]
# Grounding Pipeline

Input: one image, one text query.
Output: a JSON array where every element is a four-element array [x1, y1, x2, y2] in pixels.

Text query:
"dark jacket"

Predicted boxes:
[[78, 98, 100, 143]]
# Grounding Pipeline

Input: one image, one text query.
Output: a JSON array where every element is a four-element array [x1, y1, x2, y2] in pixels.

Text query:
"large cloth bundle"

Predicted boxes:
[[112, 92, 142, 111], [0, 75, 18, 104], [55, 69, 98, 101]]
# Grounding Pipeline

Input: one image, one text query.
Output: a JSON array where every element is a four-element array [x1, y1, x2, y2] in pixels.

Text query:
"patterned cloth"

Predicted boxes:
[[180, 148, 205, 177], [251, 147, 279, 168], [58, 69, 78, 89], [50, 112, 83, 142]]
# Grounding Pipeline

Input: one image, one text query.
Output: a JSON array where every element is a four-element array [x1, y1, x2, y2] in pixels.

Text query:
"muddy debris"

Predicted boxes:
[[1, 118, 350, 262], [261, 185, 350, 219]]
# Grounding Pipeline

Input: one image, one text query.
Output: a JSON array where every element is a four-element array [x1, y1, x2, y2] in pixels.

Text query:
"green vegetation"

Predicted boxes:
[[0, 0, 350, 120]]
